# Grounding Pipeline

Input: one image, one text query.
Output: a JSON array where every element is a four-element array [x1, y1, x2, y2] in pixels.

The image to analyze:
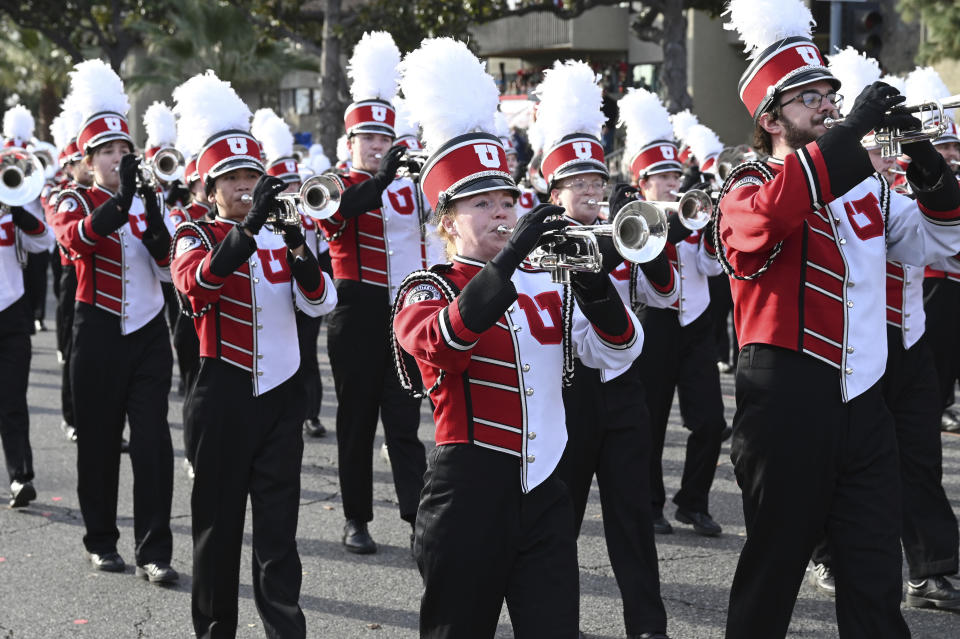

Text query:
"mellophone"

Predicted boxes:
[[824, 93, 960, 158], [495, 189, 715, 284]]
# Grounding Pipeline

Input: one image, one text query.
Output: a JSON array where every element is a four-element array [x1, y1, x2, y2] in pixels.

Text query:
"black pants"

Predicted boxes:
[[558, 358, 666, 636], [726, 344, 909, 639], [415, 444, 579, 639], [57, 263, 77, 427], [174, 314, 200, 463], [813, 330, 960, 580], [922, 278, 960, 412], [707, 274, 738, 365], [326, 280, 425, 524], [72, 304, 174, 565], [190, 358, 306, 639], [637, 308, 726, 515], [295, 311, 323, 422], [0, 297, 33, 485], [23, 250, 49, 322]]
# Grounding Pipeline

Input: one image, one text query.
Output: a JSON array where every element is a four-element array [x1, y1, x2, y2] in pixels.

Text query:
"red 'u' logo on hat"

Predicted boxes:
[[228, 137, 248, 154], [660, 145, 675, 160], [371, 106, 387, 122], [473, 144, 501, 168], [105, 117, 123, 131], [572, 141, 593, 160], [797, 46, 821, 67]]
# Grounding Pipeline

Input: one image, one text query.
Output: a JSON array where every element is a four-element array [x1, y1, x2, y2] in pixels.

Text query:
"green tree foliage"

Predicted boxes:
[[898, 0, 960, 63]]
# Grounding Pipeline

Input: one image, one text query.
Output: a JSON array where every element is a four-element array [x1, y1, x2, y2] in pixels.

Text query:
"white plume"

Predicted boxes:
[[59, 93, 85, 141], [50, 113, 72, 152], [251, 108, 278, 141], [172, 70, 251, 157], [527, 118, 544, 153], [882, 74, 907, 95], [3, 105, 34, 145], [348, 31, 401, 102], [618, 89, 673, 156], [143, 101, 177, 148], [534, 60, 606, 148], [259, 115, 294, 163], [905, 66, 951, 112], [309, 143, 325, 158], [392, 96, 420, 139], [399, 37, 499, 151], [68, 59, 129, 120], [827, 47, 881, 116], [494, 110, 511, 139], [670, 110, 699, 144], [308, 152, 331, 174], [724, 0, 815, 59], [685, 124, 724, 164], [336, 134, 349, 162]]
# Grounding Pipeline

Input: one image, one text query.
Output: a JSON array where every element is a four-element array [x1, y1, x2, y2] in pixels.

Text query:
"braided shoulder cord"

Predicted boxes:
[[877, 172, 891, 234], [389, 267, 461, 399], [561, 282, 576, 387], [712, 161, 782, 281], [169, 221, 217, 318]]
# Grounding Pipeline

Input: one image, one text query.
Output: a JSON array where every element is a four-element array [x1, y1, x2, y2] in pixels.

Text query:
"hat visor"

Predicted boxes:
[[447, 176, 520, 204], [207, 158, 265, 181], [550, 161, 610, 186], [778, 69, 841, 97]]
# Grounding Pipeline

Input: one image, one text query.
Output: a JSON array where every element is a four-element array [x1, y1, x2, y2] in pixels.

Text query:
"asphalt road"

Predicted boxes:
[[1, 297, 959, 637]]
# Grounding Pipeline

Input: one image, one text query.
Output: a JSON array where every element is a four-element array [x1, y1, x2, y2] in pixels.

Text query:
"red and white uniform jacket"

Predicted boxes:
[[321, 169, 429, 301], [171, 217, 337, 396], [42, 179, 78, 266], [168, 200, 212, 228], [663, 230, 723, 326], [885, 261, 926, 349], [719, 150, 960, 401], [52, 184, 171, 335], [515, 186, 539, 219], [1, 202, 54, 312], [394, 256, 643, 492]]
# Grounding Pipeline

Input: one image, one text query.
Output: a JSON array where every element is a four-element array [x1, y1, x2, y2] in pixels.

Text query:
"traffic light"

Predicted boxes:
[[848, 2, 884, 57]]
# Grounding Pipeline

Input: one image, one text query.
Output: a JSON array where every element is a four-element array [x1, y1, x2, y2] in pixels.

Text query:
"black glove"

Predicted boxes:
[[455, 204, 567, 335], [902, 140, 944, 181], [9, 206, 40, 233], [164, 180, 191, 208], [666, 212, 693, 244], [140, 185, 165, 230], [838, 82, 907, 139], [116, 153, 140, 212], [289, 249, 322, 292], [374, 145, 407, 189], [609, 183, 640, 218], [240, 175, 286, 236], [281, 223, 306, 251], [570, 269, 630, 337], [638, 250, 672, 290]]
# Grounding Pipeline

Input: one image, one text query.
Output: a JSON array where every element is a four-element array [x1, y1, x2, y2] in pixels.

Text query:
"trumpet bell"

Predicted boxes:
[[151, 147, 185, 183], [30, 140, 58, 181], [613, 201, 669, 263], [677, 189, 713, 231], [299, 174, 342, 220], [0, 148, 45, 206]]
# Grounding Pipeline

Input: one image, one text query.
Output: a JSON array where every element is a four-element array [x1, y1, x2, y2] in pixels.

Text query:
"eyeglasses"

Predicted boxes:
[[779, 91, 844, 110], [560, 177, 606, 193]]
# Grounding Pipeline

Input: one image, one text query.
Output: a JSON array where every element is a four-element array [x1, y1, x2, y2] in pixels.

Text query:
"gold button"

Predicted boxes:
[[513, 325, 522, 332], [526, 454, 535, 463], [847, 346, 854, 354], [388, 250, 394, 256], [839, 239, 846, 245], [257, 324, 263, 329], [256, 306, 262, 312], [845, 368, 853, 375], [522, 364, 530, 372], [257, 371, 263, 376], [250, 261, 257, 267], [904, 326, 910, 331], [257, 354, 263, 359], [847, 281, 854, 287], [847, 301, 853, 308], [904, 313, 910, 318], [525, 388, 534, 396], [527, 432, 536, 440], [834, 217, 841, 223], [254, 278, 260, 283], [124, 279, 130, 283]]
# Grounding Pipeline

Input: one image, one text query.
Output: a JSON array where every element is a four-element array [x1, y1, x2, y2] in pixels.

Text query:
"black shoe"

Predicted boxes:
[[808, 562, 836, 596], [653, 515, 673, 535], [905, 575, 960, 610], [120, 437, 129, 453], [9, 480, 36, 508], [303, 418, 326, 438], [942, 411, 960, 433], [342, 520, 377, 554], [89, 551, 125, 572], [136, 562, 179, 584], [720, 426, 733, 442], [675, 508, 722, 536]]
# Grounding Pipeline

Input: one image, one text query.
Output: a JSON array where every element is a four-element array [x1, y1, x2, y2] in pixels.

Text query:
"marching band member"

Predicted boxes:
[[0, 126, 54, 507], [170, 70, 336, 638], [537, 61, 675, 639], [321, 31, 427, 554], [51, 59, 176, 581], [46, 98, 90, 443], [720, 2, 960, 636], [253, 109, 330, 438], [804, 47, 960, 609], [620, 88, 728, 537], [393, 38, 643, 638], [4, 106, 50, 334]]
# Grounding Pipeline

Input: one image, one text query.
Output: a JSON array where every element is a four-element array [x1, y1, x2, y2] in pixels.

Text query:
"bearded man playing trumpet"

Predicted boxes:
[[719, 2, 960, 637]]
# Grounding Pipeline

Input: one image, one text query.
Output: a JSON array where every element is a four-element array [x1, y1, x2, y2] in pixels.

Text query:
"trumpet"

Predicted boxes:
[[0, 148, 46, 206], [716, 145, 755, 181], [663, 189, 715, 230], [824, 94, 960, 157], [496, 201, 669, 284], [240, 174, 343, 232], [29, 140, 58, 181], [395, 150, 430, 179], [112, 148, 185, 188]]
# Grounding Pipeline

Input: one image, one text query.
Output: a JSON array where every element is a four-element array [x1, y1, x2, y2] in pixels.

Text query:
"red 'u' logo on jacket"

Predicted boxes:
[[257, 248, 292, 283]]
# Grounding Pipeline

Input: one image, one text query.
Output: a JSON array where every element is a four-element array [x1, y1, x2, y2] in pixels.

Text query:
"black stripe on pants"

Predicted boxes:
[[57, 264, 77, 427], [326, 280, 425, 524], [726, 344, 909, 639], [558, 358, 667, 636], [295, 311, 323, 421], [922, 278, 960, 411], [23, 250, 48, 322], [637, 307, 726, 515], [415, 444, 579, 639], [0, 296, 33, 484], [173, 314, 200, 463], [72, 304, 173, 564], [190, 358, 306, 639]]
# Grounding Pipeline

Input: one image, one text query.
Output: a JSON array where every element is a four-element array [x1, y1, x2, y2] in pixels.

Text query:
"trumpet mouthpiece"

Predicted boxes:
[[240, 194, 253, 203], [496, 225, 513, 236]]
